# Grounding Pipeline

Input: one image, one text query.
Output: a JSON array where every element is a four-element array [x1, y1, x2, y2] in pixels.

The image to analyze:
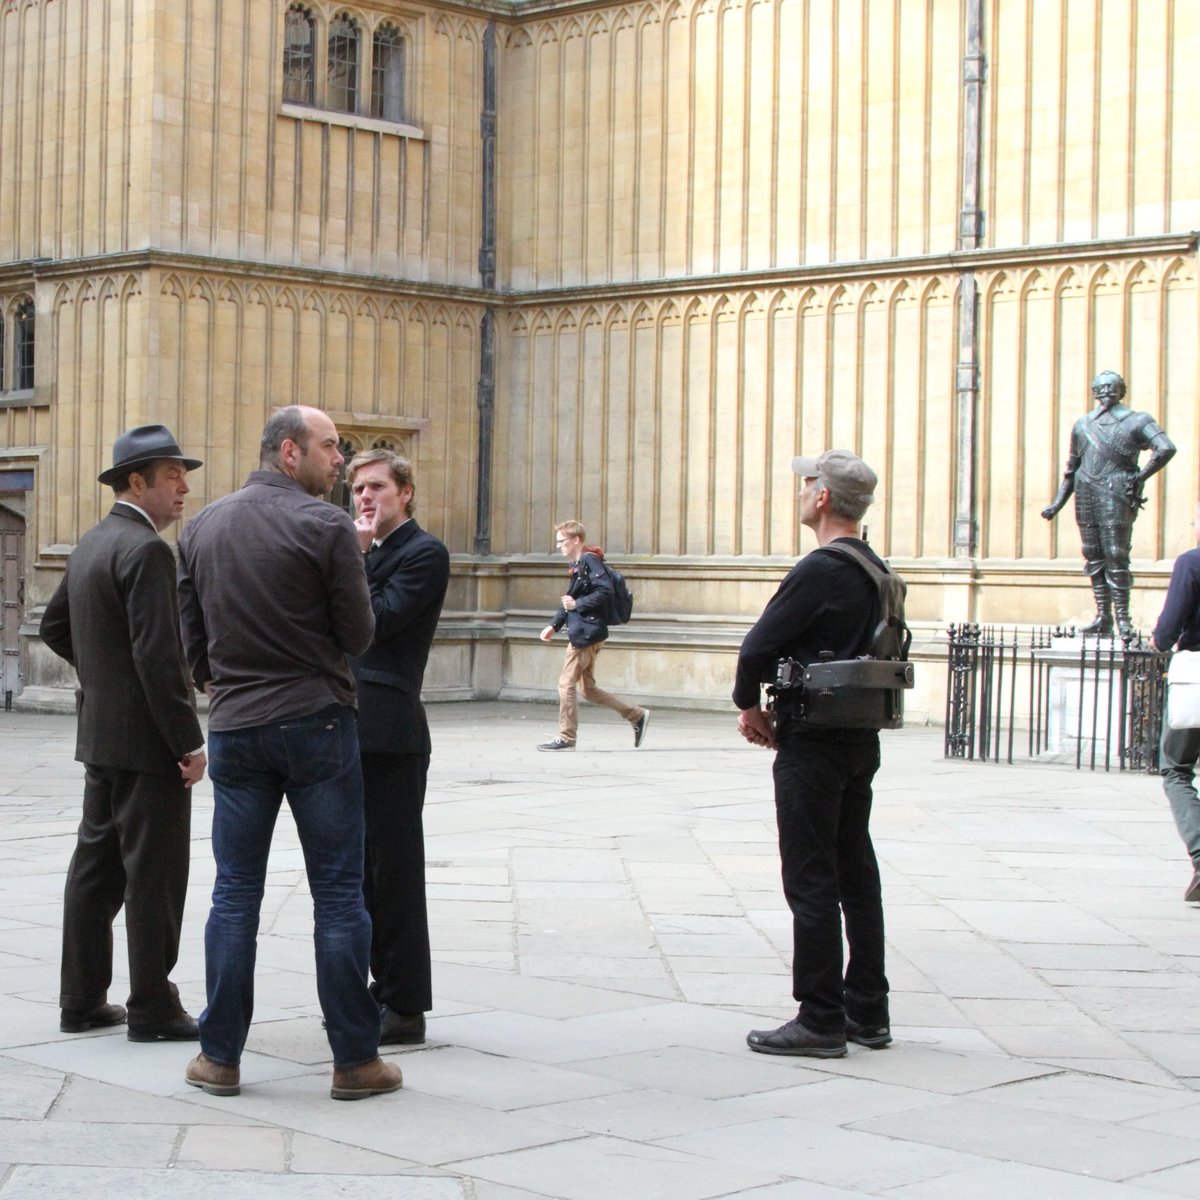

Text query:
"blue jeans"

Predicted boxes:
[[1161, 723, 1200, 869], [201, 704, 380, 1068]]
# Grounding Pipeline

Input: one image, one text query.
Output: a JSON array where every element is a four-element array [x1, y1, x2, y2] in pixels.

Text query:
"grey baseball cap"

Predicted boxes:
[[791, 449, 877, 511]]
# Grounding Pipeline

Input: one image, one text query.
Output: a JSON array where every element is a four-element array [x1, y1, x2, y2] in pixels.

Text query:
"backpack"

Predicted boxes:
[[775, 542, 913, 730], [605, 563, 634, 625], [582, 554, 635, 625], [822, 543, 910, 663]]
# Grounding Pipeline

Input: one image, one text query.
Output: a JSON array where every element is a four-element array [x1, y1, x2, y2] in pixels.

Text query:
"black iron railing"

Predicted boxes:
[[944, 624, 1168, 772]]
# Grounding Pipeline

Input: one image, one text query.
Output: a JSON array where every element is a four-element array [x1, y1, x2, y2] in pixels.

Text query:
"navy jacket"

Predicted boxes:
[[551, 552, 612, 648], [352, 519, 450, 756], [1154, 546, 1200, 652]]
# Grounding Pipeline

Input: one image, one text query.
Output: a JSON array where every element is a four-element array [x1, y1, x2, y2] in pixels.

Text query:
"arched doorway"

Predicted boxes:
[[0, 498, 26, 708]]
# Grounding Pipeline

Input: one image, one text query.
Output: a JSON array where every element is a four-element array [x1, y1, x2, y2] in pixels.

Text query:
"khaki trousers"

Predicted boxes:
[[558, 642, 642, 742]]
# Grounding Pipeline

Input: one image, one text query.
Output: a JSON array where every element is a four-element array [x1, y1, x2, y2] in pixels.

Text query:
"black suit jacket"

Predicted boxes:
[[40, 505, 202, 774], [352, 519, 450, 756]]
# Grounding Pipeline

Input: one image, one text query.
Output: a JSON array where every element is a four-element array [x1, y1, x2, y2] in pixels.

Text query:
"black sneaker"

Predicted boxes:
[[633, 710, 650, 748], [746, 1016, 846, 1058], [537, 737, 576, 752], [1186, 871, 1200, 903], [846, 1017, 892, 1049]]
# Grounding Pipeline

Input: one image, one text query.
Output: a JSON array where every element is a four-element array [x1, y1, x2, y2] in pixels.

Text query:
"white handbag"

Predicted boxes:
[[1166, 651, 1200, 730]]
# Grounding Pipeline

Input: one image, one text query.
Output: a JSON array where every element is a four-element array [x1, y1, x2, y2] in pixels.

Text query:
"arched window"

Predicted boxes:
[[327, 14, 360, 113], [331, 436, 357, 512], [371, 24, 405, 122], [13, 299, 34, 391], [282, 5, 315, 104], [0, 312, 5, 390]]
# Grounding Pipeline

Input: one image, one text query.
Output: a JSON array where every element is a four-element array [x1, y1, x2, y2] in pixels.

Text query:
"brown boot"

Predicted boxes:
[[330, 1055, 403, 1101], [185, 1052, 240, 1096]]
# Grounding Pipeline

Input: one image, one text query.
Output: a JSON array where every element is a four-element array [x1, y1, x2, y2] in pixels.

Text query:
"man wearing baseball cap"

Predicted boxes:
[[733, 449, 892, 1058], [41, 424, 207, 1041]]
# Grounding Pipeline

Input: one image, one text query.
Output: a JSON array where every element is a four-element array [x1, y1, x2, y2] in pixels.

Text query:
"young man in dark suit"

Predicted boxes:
[[41, 425, 207, 1041], [348, 449, 450, 1046]]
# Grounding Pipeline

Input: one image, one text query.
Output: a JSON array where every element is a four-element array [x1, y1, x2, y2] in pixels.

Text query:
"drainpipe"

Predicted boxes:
[[954, 0, 985, 557], [474, 21, 498, 554]]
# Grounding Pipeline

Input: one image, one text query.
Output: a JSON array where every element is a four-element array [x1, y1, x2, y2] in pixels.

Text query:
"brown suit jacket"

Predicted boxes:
[[41, 505, 202, 774]]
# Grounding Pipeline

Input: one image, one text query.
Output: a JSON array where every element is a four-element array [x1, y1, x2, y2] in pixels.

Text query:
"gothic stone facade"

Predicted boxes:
[[1, 0, 1197, 717]]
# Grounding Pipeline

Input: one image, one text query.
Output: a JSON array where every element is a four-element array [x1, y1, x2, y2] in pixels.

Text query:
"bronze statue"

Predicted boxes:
[[1042, 370, 1175, 637]]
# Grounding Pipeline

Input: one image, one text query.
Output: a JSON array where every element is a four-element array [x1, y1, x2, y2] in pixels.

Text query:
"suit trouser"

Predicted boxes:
[[361, 751, 433, 1014], [772, 729, 888, 1035], [60, 763, 190, 1022], [557, 642, 642, 742]]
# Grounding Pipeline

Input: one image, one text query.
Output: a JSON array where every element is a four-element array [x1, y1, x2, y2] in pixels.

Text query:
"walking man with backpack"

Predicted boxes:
[[538, 520, 649, 752], [734, 450, 904, 1058]]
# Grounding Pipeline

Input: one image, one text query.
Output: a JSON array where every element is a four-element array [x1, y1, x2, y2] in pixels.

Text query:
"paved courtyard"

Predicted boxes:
[[3, 701, 1200, 1198]]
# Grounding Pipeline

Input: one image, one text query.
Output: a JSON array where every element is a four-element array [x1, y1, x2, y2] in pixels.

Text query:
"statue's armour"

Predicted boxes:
[[1072, 408, 1163, 528]]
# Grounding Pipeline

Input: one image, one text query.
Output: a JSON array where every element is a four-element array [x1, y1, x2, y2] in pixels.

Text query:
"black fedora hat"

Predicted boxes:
[[97, 425, 203, 485]]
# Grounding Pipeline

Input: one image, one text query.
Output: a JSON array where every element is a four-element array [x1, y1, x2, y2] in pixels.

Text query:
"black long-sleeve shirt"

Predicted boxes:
[[1154, 546, 1200, 652], [733, 537, 883, 711]]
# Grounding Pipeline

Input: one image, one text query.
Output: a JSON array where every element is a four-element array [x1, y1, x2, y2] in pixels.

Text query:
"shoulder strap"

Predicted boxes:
[[817, 541, 890, 585], [817, 542, 910, 660], [576, 552, 604, 591], [1081, 420, 1137, 472]]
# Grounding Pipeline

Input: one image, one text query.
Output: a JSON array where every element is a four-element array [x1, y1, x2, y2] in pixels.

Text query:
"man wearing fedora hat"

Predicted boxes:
[[41, 424, 208, 1042]]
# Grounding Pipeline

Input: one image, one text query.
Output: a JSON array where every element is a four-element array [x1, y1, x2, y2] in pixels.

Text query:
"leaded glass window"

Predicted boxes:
[[328, 14, 360, 114], [282, 6, 315, 104], [14, 299, 34, 391], [371, 25, 405, 122]]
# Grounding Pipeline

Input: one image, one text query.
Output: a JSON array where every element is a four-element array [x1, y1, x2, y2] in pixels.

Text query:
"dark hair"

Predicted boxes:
[[347, 448, 416, 518], [260, 406, 310, 468], [108, 461, 160, 496]]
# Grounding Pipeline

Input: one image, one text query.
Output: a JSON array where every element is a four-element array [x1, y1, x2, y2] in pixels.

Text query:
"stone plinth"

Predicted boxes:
[[1035, 635, 1130, 766]]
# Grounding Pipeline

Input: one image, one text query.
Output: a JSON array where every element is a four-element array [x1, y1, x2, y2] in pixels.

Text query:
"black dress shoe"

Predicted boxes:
[[379, 1006, 426, 1046], [846, 1017, 892, 1049], [128, 1012, 200, 1042], [746, 1016, 846, 1058], [60, 1003, 127, 1033]]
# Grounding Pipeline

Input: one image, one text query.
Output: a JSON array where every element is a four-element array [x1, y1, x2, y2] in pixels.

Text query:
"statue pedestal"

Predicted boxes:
[[1034, 635, 1127, 766]]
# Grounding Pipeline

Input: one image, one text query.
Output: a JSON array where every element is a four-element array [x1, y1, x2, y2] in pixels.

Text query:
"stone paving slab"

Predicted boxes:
[[4, 704, 1200, 1197]]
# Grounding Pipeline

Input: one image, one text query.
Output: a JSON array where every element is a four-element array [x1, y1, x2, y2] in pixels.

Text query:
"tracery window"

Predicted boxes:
[[13, 299, 33, 391], [371, 24, 405, 122], [282, 5, 315, 104], [330, 437, 356, 510], [327, 14, 360, 114]]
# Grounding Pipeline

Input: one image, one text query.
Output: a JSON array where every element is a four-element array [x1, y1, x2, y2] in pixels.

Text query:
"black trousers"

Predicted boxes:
[[60, 763, 191, 1022], [360, 752, 432, 1014], [772, 729, 888, 1034]]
